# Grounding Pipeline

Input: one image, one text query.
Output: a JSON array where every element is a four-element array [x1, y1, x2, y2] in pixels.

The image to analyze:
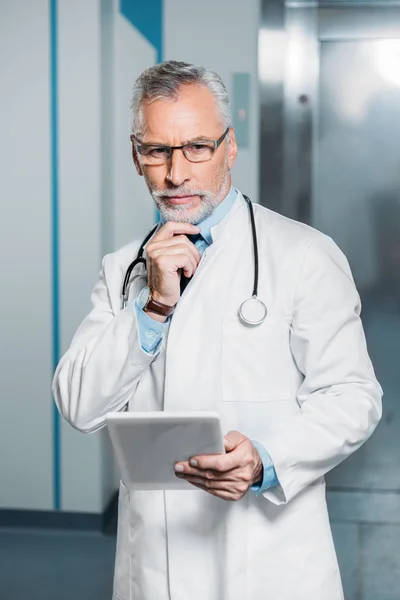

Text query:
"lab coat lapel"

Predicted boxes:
[[163, 192, 248, 412], [163, 192, 250, 600]]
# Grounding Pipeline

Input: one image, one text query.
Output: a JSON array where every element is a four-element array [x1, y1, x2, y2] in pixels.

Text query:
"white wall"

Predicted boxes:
[[0, 0, 53, 510], [0, 0, 159, 514], [113, 8, 158, 250], [0, 0, 260, 514], [56, 0, 160, 512], [57, 0, 106, 513], [164, 0, 261, 204]]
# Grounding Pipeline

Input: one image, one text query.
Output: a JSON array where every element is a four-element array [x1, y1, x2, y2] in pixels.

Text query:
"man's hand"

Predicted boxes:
[[174, 431, 263, 501], [145, 221, 201, 307]]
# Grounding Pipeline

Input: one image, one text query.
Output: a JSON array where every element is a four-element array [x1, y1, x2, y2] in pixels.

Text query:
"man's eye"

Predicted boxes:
[[186, 144, 209, 153], [148, 147, 170, 157]]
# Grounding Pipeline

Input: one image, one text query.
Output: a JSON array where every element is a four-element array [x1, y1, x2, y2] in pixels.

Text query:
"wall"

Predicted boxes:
[[57, 0, 105, 513], [0, 0, 53, 510], [112, 4, 158, 251], [0, 0, 160, 514], [164, 0, 261, 204], [0, 0, 261, 515]]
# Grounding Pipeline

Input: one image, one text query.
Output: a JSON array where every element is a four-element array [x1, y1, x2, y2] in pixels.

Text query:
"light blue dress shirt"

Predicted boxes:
[[133, 187, 279, 494]]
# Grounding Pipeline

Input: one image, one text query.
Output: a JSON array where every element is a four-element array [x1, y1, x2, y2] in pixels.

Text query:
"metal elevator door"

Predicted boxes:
[[317, 38, 400, 491], [260, 3, 400, 598], [316, 36, 400, 596]]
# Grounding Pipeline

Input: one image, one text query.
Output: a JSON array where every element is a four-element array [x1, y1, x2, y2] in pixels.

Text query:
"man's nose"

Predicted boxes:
[[166, 148, 192, 186]]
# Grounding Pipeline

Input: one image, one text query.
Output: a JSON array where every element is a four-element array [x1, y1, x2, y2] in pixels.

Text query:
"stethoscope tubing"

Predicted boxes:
[[121, 223, 158, 309], [242, 194, 259, 298]]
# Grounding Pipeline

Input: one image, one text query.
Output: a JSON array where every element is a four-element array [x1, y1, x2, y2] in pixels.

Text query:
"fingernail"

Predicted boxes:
[[175, 464, 184, 472], [189, 459, 198, 467]]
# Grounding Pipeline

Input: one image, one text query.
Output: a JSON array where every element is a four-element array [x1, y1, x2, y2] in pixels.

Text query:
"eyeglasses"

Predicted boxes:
[[130, 127, 230, 165]]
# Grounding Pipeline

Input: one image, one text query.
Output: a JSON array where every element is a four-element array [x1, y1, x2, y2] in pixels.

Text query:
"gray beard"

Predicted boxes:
[[150, 171, 230, 225]]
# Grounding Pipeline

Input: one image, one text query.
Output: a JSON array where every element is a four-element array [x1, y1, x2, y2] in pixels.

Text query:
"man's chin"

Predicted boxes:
[[154, 192, 218, 224], [156, 197, 198, 218], [159, 208, 198, 224], [162, 195, 199, 209]]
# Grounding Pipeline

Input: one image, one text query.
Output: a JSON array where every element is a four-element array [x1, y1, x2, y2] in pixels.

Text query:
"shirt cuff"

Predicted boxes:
[[250, 440, 279, 496], [134, 298, 170, 354]]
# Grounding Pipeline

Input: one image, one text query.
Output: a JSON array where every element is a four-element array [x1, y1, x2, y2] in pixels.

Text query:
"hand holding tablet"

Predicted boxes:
[[106, 411, 225, 491]]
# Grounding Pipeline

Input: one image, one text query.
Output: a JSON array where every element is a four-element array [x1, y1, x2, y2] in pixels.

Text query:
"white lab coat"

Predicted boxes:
[[53, 191, 382, 600]]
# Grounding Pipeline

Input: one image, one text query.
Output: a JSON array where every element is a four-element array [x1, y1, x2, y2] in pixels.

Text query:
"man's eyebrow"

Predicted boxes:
[[138, 138, 168, 146], [140, 135, 212, 146], [186, 135, 211, 143]]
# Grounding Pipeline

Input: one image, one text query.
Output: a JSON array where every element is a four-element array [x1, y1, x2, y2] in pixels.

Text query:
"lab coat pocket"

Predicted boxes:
[[221, 315, 292, 402]]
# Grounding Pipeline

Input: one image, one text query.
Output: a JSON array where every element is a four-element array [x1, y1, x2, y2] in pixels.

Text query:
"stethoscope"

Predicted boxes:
[[121, 194, 267, 326]]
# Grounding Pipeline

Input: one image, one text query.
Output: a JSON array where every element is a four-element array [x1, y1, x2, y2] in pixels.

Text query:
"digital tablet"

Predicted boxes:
[[106, 411, 225, 491]]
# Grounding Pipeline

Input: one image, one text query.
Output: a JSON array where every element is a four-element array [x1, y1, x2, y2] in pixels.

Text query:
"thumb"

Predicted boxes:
[[224, 430, 245, 452]]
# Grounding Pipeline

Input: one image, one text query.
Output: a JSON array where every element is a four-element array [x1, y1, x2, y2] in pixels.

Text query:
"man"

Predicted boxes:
[[53, 61, 382, 600]]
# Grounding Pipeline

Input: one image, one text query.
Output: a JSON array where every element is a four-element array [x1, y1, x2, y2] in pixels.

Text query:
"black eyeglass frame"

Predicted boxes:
[[130, 126, 230, 163]]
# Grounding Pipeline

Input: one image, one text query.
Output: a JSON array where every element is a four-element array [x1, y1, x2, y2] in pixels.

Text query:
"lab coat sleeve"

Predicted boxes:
[[260, 235, 383, 506], [52, 256, 164, 434], [250, 440, 280, 495]]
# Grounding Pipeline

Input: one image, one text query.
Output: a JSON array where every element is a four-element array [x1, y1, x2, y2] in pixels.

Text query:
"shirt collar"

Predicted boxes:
[[197, 186, 238, 244], [160, 186, 238, 245]]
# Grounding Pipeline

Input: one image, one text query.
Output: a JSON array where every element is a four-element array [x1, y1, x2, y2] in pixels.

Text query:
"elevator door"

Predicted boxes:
[[302, 10, 400, 597], [314, 19, 400, 495], [312, 12, 400, 598], [259, 3, 400, 597]]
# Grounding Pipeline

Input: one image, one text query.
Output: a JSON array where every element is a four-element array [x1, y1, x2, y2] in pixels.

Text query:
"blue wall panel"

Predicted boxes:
[[50, 0, 61, 510], [120, 0, 163, 62]]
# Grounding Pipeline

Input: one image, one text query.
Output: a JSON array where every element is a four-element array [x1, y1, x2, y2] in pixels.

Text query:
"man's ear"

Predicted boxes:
[[131, 135, 144, 176], [227, 128, 238, 170]]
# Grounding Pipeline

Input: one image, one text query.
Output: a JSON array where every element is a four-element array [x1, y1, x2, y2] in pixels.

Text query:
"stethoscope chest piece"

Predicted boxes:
[[239, 296, 267, 326]]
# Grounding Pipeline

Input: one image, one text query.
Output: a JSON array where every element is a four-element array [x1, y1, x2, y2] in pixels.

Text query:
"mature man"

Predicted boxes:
[[53, 61, 382, 600]]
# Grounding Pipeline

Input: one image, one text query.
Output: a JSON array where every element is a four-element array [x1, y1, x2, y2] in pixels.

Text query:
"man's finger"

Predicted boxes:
[[189, 432, 246, 470], [150, 248, 198, 277], [176, 452, 236, 473], [147, 236, 201, 262], [186, 479, 243, 502], [184, 476, 237, 490], [153, 221, 200, 242], [224, 430, 247, 452], [175, 464, 239, 480], [149, 243, 200, 274]]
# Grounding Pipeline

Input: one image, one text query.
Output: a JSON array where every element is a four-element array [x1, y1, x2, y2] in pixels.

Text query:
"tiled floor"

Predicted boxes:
[[0, 528, 116, 600]]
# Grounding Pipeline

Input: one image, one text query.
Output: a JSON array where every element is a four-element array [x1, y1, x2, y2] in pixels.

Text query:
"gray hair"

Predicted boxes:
[[130, 60, 232, 135]]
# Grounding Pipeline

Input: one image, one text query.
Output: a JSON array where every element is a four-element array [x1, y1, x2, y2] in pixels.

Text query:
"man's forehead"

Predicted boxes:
[[139, 85, 222, 142], [139, 127, 220, 145], [139, 116, 223, 144]]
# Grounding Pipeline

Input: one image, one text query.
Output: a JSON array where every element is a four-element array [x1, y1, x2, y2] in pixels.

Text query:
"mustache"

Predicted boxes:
[[152, 187, 205, 199]]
